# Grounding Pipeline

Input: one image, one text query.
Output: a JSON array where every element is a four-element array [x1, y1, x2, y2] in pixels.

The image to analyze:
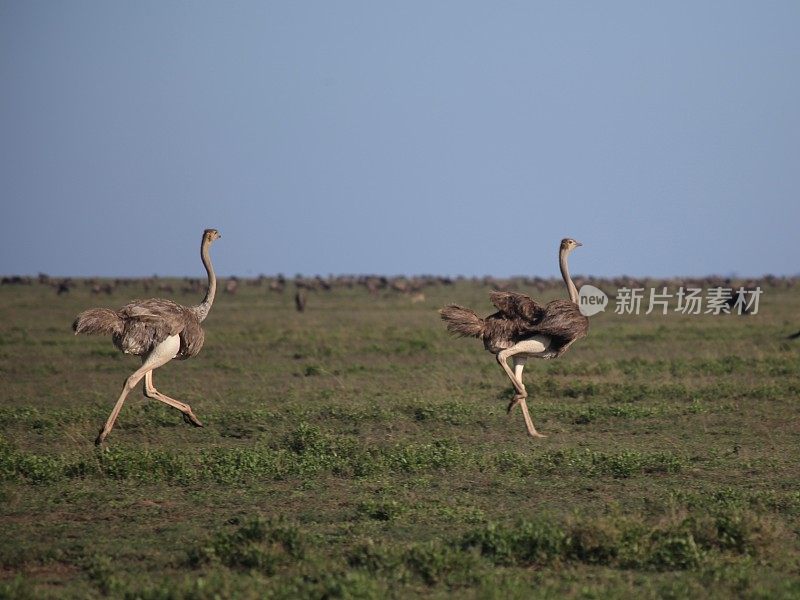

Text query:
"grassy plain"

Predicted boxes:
[[1, 278, 799, 598]]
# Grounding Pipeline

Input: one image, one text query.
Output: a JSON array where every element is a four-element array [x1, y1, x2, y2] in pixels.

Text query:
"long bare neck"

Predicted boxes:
[[194, 239, 216, 322], [559, 248, 579, 304]]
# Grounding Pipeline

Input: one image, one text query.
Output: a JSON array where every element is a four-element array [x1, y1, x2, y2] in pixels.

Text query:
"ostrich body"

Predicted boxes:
[[73, 229, 221, 445], [440, 238, 588, 438]]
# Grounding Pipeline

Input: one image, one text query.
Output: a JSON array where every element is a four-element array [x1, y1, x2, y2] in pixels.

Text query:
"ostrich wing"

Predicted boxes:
[[120, 299, 188, 335], [529, 299, 589, 356], [178, 317, 204, 359], [117, 299, 203, 358], [489, 291, 543, 323]]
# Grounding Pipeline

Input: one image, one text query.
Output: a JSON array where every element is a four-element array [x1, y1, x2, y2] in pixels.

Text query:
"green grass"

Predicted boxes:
[[0, 277, 799, 598]]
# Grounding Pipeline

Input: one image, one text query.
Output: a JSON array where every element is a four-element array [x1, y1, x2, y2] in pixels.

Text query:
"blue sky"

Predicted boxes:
[[2, 2, 798, 278]]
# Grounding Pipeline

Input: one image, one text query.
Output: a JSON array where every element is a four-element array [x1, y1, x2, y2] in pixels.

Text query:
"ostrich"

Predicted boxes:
[[73, 229, 221, 445], [440, 238, 589, 438]]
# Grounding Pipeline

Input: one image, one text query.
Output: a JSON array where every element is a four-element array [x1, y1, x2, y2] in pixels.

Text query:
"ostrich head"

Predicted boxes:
[[203, 229, 221, 243], [560, 238, 582, 253]]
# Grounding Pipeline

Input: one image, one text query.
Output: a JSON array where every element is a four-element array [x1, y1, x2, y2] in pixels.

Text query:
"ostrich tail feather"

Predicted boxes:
[[73, 308, 124, 336], [439, 305, 484, 338]]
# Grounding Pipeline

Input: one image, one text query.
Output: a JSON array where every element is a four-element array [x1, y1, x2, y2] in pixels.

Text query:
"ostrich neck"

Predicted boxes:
[[194, 240, 216, 322], [559, 249, 579, 304]]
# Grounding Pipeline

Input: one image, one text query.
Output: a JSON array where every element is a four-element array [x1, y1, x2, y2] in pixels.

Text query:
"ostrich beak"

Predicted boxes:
[[575, 241, 583, 247]]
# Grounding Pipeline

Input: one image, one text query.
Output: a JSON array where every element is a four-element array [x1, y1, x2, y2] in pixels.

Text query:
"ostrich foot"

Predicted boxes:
[[506, 392, 528, 415], [95, 428, 108, 446], [515, 396, 546, 439], [182, 411, 203, 427], [506, 394, 526, 414]]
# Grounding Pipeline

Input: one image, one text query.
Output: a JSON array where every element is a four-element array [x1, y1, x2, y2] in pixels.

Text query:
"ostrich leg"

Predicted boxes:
[[143, 370, 203, 427], [95, 335, 180, 445], [510, 356, 545, 438], [507, 356, 528, 413], [497, 342, 547, 438]]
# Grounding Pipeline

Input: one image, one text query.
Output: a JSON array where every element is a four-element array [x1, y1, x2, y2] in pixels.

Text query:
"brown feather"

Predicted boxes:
[[444, 298, 588, 357], [439, 305, 485, 338], [481, 313, 532, 352], [178, 317, 205, 359], [528, 299, 589, 356], [73, 308, 123, 336], [74, 298, 205, 359], [117, 298, 204, 359], [489, 291, 543, 322]]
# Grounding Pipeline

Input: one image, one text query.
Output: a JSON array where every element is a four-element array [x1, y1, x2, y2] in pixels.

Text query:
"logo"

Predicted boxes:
[[578, 285, 608, 316]]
